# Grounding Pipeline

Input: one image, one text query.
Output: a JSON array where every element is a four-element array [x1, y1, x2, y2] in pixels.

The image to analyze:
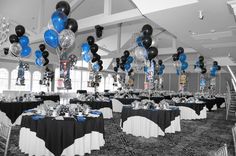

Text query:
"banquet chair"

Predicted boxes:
[[0, 122, 12, 156], [210, 144, 228, 156], [232, 123, 236, 155]]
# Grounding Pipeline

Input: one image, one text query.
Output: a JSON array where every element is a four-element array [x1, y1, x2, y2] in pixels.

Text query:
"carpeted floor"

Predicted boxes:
[[4, 108, 236, 156]]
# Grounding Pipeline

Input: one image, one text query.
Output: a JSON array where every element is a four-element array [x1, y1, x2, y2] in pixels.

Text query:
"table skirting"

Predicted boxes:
[[111, 98, 140, 113], [178, 106, 207, 120]]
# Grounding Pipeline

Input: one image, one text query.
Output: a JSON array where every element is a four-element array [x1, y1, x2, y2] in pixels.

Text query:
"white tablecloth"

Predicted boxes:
[[178, 106, 207, 120], [19, 128, 105, 156], [111, 99, 124, 113], [121, 116, 181, 138]]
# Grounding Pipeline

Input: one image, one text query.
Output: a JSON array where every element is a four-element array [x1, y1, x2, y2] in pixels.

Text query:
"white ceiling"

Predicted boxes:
[[0, 0, 235, 73]]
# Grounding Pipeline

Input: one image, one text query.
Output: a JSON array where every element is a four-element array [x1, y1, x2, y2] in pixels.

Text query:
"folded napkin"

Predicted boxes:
[[77, 116, 86, 122], [55, 116, 64, 120], [90, 111, 102, 115], [32, 115, 44, 120]]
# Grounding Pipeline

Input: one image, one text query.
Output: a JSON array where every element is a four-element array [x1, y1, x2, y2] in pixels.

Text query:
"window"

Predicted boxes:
[[32, 71, 49, 92], [0, 68, 9, 93], [105, 74, 114, 91], [70, 70, 81, 92], [10, 69, 31, 91]]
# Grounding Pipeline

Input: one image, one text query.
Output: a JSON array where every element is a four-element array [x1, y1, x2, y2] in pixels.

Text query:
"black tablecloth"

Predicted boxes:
[[69, 99, 112, 109], [175, 103, 205, 115], [121, 106, 180, 132], [115, 98, 140, 105], [199, 98, 216, 111], [215, 97, 225, 108], [139, 96, 164, 103], [21, 115, 104, 156], [35, 95, 60, 102], [0, 101, 42, 123]]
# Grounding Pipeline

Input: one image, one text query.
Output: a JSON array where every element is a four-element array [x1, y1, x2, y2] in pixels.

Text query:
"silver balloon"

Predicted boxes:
[[9, 43, 22, 57], [134, 46, 146, 61], [59, 29, 75, 49]]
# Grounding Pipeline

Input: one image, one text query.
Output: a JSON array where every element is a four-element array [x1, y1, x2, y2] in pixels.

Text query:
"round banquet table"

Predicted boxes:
[[69, 99, 113, 119], [35, 95, 60, 102], [175, 103, 207, 120], [120, 106, 181, 138], [0, 100, 42, 126], [19, 115, 105, 156], [111, 98, 140, 113]]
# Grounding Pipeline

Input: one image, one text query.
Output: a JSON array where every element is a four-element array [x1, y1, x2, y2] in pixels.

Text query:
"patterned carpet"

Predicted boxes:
[[4, 108, 236, 156]]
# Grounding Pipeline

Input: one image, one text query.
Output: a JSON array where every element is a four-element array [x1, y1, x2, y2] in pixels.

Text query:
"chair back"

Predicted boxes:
[[0, 122, 12, 156], [232, 124, 236, 156], [214, 144, 228, 156]]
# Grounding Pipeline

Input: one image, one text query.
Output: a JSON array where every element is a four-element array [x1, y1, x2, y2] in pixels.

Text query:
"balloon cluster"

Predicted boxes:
[[9, 25, 31, 58], [194, 56, 207, 74], [157, 60, 165, 75], [81, 36, 103, 72], [35, 44, 49, 66], [113, 58, 120, 73], [119, 50, 134, 72], [210, 61, 221, 77], [44, 1, 78, 50], [135, 24, 158, 61], [172, 47, 188, 75]]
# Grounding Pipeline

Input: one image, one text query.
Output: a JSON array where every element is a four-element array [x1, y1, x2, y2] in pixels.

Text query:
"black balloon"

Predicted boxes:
[[121, 56, 127, 63], [172, 54, 179, 61], [99, 66, 103, 71], [217, 65, 221, 71], [56, 1, 71, 16], [199, 56, 204, 62], [158, 60, 163, 65], [39, 44, 46, 51], [90, 44, 99, 53], [98, 60, 103, 65], [65, 18, 78, 33], [142, 36, 152, 49], [199, 61, 204, 68], [120, 64, 125, 71], [201, 67, 207, 74], [15, 25, 25, 37], [42, 51, 49, 58], [114, 67, 118, 72], [92, 54, 100, 62], [177, 47, 184, 54], [9, 34, 19, 43], [116, 58, 120, 63], [142, 24, 153, 36], [147, 47, 158, 60], [213, 61, 218, 66], [87, 36, 95, 45], [4, 48, 9, 55], [123, 50, 130, 58], [43, 58, 49, 66]]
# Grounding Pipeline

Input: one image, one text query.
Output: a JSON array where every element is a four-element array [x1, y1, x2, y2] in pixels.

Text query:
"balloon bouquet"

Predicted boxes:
[[172, 47, 189, 92], [81, 36, 104, 93], [43, 1, 78, 90], [134, 24, 158, 90], [209, 61, 221, 96], [194, 56, 207, 93], [35, 44, 49, 67], [8, 25, 32, 85]]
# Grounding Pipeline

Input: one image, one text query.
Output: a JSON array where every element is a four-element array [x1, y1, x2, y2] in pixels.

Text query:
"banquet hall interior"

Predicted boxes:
[[0, 0, 236, 156]]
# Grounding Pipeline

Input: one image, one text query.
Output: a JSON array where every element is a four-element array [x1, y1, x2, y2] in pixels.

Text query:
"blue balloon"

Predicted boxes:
[[19, 35, 29, 47], [83, 54, 91, 62], [136, 36, 143, 47], [126, 56, 134, 64], [160, 64, 165, 70], [93, 63, 100, 72], [124, 63, 131, 71], [35, 50, 42, 58], [210, 70, 217, 77], [35, 58, 43, 66], [81, 43, 90, 54], [44, 29, 59, 48], [181, 62, 188, 70], [158, 69, 164, 75], [21, 46, 31, 57], [179, 53, 186, 62], [144, 66, 148, 73], [51, 11, 67, 33]]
